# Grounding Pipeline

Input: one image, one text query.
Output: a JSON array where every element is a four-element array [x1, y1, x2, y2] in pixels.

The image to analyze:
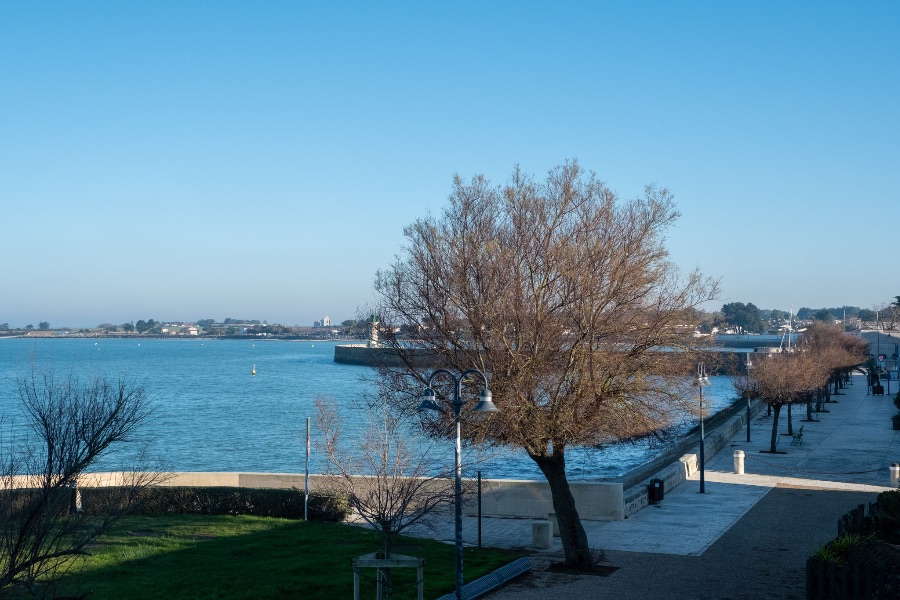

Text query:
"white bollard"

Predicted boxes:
[[532, 521, 552, 548], [890, 464, 899, 487], [733, 450, 745, 475]]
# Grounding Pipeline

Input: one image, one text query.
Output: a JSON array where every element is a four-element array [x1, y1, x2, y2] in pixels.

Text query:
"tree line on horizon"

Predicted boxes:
[[695, 298, 900, 335], [4, 298, 899, 337]]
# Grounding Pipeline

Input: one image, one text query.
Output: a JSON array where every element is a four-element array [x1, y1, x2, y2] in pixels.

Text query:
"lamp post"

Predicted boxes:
[[418, 369, 498, 600], [697, 362, 710, 493], [745, 354, 752, 442]]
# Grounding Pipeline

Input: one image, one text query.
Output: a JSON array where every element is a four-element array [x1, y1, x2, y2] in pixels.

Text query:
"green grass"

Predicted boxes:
[[39, 515, 520, 599]]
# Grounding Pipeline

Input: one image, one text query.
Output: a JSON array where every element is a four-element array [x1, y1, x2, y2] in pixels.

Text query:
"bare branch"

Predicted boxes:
[[1, 373, 162, 596]]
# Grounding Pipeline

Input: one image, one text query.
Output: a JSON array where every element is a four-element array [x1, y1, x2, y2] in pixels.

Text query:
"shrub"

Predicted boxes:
[[877, 490, 900, 516], [826, 533, 875, 563], [81, 486, 350, 522], [810, 545, 838, 565], [873, 490, 900, 543]]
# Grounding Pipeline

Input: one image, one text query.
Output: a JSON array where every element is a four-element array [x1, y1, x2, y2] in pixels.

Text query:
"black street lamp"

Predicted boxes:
[[745, 354, 752, 442], [418, 368, 498, 600], [696, 362, 710, 493]]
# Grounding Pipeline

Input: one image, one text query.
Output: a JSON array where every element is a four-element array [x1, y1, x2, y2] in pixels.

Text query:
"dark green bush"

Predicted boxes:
[[1, 487, 72, 520], [81, 486, 350, 522], [877, 490, 900, 515], [873, 490, 900, 543], [894, 391, 900, 412]]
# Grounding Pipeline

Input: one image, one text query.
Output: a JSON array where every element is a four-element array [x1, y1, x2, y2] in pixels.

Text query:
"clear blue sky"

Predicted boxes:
[[2, 2, 897, 328]]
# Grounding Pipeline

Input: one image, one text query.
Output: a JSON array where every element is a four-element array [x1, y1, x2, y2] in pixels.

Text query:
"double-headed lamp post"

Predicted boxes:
[[418, 368, 498, 600], [696, 362, 710, 494]]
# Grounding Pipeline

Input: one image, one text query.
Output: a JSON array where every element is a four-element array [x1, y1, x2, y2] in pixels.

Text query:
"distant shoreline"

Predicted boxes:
[[0, 333, 365, 342]]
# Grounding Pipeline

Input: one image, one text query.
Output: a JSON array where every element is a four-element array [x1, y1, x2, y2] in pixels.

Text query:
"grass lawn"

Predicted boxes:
[[40, 515, 521, 599]]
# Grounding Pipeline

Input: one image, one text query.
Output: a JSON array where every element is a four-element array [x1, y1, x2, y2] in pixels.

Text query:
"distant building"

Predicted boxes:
[[313, 316, 332, 328]]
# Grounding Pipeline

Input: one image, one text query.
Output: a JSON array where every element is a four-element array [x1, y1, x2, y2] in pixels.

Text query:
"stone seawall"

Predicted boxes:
[[69, 471, 625, 521], [335, 347, 752, 372], [333, 344, 442, 367]]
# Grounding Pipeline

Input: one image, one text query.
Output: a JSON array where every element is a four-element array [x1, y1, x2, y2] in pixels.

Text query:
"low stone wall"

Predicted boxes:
[[475, 479, 624, 521], [69, 471, 624, 521]]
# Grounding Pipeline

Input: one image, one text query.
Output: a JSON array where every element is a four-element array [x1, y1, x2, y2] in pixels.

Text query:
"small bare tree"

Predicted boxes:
[[737, 352, 825, 453], [315, 397, 456, 555], [1, 373, 164, 598], [315, 396, 457, 598], [801, 322, 869, 396]]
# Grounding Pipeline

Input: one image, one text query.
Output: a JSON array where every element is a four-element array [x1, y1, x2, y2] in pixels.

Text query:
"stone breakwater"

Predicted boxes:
[[333, 344, 442, 367], [335, 345, 754, 374]]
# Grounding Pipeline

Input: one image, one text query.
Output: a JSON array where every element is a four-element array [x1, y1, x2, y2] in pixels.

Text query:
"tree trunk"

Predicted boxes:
[[531, 450, 594, 568], [786, 402, 793, 435], [769, 404, 782, 453], [806, 399, 813, 421], [382, 526, 394, 599]]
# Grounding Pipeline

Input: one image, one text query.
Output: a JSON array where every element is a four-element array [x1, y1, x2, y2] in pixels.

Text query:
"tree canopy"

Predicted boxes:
[[721, 302, 764, 333]]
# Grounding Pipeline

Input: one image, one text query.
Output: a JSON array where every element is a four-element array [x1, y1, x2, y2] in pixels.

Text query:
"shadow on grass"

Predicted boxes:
[[48, 516, 520, 600]]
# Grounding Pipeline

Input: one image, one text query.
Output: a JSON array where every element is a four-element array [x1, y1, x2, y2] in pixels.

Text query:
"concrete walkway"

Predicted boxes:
[[404, 374, 900, 598]]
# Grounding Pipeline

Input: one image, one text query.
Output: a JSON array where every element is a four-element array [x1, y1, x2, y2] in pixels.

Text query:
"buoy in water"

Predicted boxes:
[[252, 364, 256, 376]]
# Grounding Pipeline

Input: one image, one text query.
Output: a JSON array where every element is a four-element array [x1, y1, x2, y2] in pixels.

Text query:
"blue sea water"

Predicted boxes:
[[0, 338, 739, 481]]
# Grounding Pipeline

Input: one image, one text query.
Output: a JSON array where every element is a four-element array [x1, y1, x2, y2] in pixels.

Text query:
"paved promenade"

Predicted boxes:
[[405, 374, 900, 599]]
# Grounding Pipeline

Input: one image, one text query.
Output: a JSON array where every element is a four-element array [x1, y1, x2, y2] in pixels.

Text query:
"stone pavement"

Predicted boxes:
[[402, 373, 900, 598]]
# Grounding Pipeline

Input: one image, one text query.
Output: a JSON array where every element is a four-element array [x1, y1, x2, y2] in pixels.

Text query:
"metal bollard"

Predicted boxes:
[[733, 450, 745, 475], [890, 463, 900, 487]]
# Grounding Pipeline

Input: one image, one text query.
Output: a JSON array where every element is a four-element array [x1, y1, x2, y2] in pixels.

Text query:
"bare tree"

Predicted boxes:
[[889, 296, 900, 331], [738, 352, 829, 453], [1, 373, 163, 598], [316, 397, 455, 555], [373, 161, 718, 568], [315, 395, 457, 597], [800, 322, 869, 397], [736, 324, 866, 455]]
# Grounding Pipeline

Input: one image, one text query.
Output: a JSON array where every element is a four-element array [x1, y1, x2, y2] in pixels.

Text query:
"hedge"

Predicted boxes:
[[80, 486, 350, 522]]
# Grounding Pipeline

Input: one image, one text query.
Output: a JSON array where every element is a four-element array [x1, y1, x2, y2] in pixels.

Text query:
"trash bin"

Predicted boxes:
[[873, 384, 885, 396], [648, 478, 664, 504]]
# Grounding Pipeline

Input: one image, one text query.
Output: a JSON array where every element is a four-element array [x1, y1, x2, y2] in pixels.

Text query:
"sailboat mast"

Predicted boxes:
[[788, 306, 793, 350]]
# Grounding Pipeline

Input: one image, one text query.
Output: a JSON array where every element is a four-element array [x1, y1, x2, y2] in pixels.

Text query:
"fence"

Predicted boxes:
[[806, 500, 900, 599], [806, 557, 899, 599]]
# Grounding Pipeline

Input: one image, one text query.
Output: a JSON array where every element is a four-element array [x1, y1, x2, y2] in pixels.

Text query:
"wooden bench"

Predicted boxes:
[[791, 425, 804, 446]]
